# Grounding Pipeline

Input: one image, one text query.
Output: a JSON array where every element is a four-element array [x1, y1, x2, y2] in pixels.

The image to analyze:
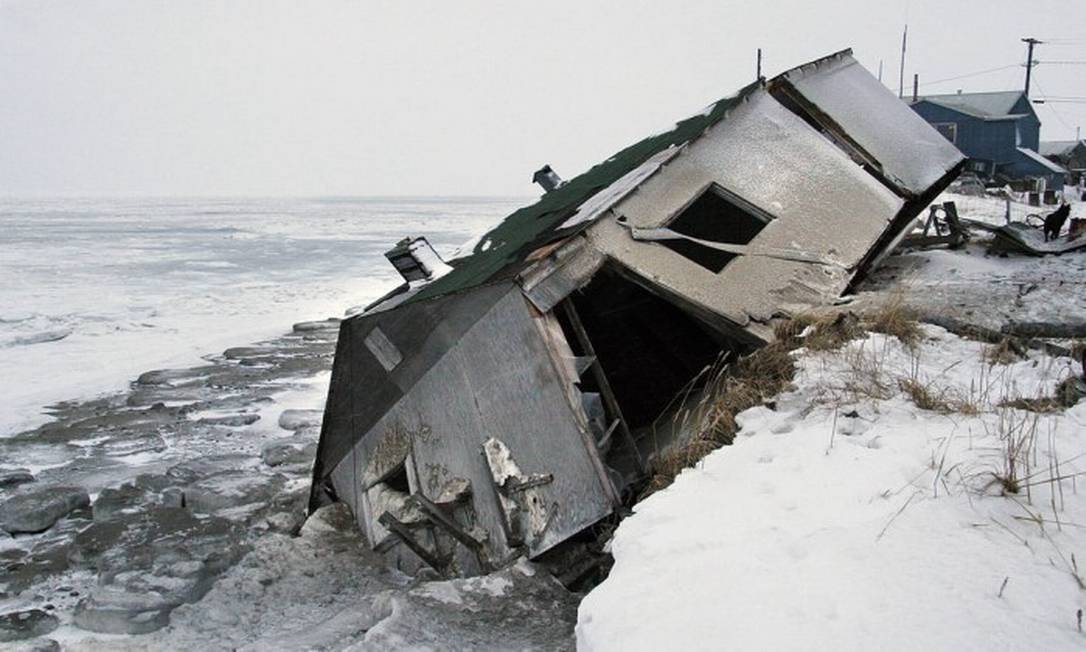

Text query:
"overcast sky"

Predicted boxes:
[[1, 0, 1083, 197]]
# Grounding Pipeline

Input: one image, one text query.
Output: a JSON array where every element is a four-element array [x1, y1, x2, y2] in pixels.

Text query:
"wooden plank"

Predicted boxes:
[[531, 309, 623, 509], [411, 494, 486, 553], [507, 473, 554, 493], [561, 299, 646, 475], [377, 512, 447, 573]]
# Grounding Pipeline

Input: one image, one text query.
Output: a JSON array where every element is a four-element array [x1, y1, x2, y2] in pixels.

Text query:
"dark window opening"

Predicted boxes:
[[660, 184, 771, 272], [382, 462, 411, 494], [555, 266, 754, 480], [933, 122, 957, 144]]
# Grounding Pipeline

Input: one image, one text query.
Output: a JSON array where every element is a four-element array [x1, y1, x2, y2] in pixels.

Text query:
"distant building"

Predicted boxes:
[[910, 90, 1066, 190], [1040, 140, 1086, 184]]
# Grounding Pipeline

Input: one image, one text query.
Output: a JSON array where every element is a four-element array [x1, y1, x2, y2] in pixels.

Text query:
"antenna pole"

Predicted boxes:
[[898, 24, 908, 99], [756, 48, 763, 81], [1022, 37, 1041, 98]]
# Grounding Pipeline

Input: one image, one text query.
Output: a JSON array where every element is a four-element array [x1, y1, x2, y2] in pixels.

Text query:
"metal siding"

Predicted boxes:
[[780, 54, 964, 196], [313, 283, 511, 487], [594, 90, 904, 336], [911, 102, 1022, 166], [327, 284, 613, 570]]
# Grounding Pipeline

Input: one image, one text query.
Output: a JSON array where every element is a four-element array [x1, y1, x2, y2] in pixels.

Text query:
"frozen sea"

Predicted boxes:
[[0, 196, 525, 437]]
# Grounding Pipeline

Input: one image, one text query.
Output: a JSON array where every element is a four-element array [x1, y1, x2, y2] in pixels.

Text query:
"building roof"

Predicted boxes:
[[1039, 140, 1084, 157], [400, 80, 761, 306], [913, 90, 1028, 120], [1017, 147, 1068, 174]]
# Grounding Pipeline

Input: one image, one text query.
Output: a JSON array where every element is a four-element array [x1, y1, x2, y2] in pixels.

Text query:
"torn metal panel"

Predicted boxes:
[[324, 283, 614, 568], [626, 226, 848, 268], [992, 223, 1086, 255], [483, 437, 553, 549], [558, 145, 685, 230], [517, 235, 606, 313], [363, 326, 402, 372]]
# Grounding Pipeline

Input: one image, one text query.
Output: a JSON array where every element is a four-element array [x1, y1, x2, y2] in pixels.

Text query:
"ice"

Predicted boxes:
[[0, 197, 525, 437]]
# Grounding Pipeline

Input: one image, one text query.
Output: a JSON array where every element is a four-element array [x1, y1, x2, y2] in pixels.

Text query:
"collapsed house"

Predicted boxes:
[[308, 49, 965, 578]]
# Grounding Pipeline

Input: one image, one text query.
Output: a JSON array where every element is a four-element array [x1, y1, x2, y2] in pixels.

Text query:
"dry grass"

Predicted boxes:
[[644, 295, 1076, 494], [999, 397, 1063, 413], [980, 408, 1041, 495], [862, 294, 923, 348], [897, 377, 979, 415], [985, 338, 1027, 366], [778, 312, 865, 352], [646, 341, 796, 493], [897, 377, 955, 413], [1000, 377, 1083, 413]]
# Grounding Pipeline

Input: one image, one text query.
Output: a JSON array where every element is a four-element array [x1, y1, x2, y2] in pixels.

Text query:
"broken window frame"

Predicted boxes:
[[655, 181, 775, 272], [359, 452, 421, 551]]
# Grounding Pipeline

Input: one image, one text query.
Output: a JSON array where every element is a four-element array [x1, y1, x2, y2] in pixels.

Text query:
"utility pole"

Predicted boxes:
[[1022, 37, 1042, 98], [898, 24, 908, 98], [756, 48, 763, 82]]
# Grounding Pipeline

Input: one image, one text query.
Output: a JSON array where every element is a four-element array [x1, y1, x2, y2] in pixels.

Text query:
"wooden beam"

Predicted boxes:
[[377, 512, 448, 573], [411, 495, 484, 551], [561, 299, 646, 475], [507, 473, 554, 493]]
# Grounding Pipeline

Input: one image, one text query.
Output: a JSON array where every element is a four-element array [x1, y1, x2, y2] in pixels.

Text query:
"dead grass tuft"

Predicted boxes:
[[645, 341, 796, 493], [785, 312, 866, 351], [862, 295, 923, 347], [999, 397, 1062, 413], [985, 338, 1027, 366], [896, 377, 979, 414]]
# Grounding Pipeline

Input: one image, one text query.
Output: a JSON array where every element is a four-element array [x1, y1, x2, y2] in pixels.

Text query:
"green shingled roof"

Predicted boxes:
[[406, 80, 762, 305]]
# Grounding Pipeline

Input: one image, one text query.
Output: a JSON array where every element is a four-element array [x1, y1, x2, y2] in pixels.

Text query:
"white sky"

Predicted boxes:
[[1, 0, 1083, 197]]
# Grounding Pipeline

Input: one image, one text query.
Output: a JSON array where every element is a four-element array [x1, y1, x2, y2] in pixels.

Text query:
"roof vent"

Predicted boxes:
[[384, 237, 452, 284], [532, 165, 565, 193]]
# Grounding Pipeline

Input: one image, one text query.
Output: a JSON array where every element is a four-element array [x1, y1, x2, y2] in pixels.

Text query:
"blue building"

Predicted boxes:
[[910, 90, 1066, 190]]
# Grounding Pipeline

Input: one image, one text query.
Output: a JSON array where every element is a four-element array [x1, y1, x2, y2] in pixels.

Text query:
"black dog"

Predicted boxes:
[[1043, 203, 1071, 241]]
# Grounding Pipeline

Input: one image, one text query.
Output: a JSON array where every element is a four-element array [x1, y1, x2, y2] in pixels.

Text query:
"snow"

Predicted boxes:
[[578, 327, 1086, 650], [859, 191, 1086, 336], [783, 54, 963, 195]]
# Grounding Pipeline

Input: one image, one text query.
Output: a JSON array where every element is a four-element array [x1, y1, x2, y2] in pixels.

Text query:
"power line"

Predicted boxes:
[[1032, 78, 1077, 133], [1037, 60, 1086, 65], [916, 63, 1020, 88], [1032, 38, 1086, 44]]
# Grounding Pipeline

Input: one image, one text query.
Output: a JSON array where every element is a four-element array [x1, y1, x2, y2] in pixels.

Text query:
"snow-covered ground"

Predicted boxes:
[[0, 197, 522, 436], [857, 190, 1086, 338], [580, 189, 1086, 651], [579, 325, 1086, 650]]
